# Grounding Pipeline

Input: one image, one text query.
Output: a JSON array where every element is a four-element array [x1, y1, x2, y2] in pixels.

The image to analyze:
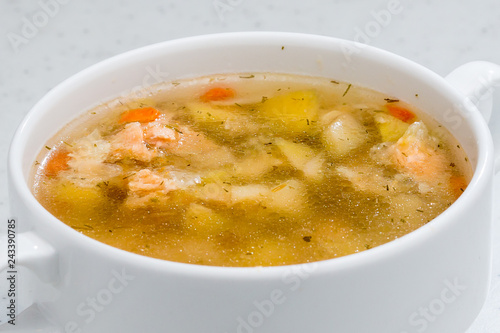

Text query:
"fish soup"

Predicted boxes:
[[32, 73, 471, 267]]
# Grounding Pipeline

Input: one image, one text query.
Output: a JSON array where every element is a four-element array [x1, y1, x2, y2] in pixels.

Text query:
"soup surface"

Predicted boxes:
[[32, 73, 470, 267]]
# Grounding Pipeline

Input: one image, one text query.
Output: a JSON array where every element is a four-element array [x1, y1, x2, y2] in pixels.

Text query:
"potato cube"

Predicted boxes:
[[375, 113, 410, 142], [267, 179, 307, 214], [187, 102, 236, 123], [275, 138, 315, 170], [54, 181, 104, 217], [275, 138, 324, 181], [232, 153, 282, 181], [184, 203, 228, 235], [231, 184, 269, 204], [322, 111, 368, 157], [260, 90, 319, 134]]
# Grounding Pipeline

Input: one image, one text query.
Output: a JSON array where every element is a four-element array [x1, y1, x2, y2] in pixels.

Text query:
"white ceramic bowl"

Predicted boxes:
[[4, 32, 500, 333]]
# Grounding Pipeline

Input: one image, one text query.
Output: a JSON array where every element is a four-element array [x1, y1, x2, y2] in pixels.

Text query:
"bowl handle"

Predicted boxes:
[[0, 225, 59, 328], [445, 61, 500, 173]]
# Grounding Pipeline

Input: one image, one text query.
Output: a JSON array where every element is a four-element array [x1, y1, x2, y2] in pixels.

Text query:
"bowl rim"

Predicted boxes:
[[8, 31, 495, 279]]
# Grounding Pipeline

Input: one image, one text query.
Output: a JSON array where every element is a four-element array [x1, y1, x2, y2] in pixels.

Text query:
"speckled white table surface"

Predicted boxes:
[[0, 0, 499, 332]]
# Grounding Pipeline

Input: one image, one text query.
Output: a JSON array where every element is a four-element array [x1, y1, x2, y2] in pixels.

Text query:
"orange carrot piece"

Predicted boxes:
[[386, 104, 416, 123], [44, 149, 71, 176], [119, 107, 161, 124], [450, 175, 468, 199], [200, 87, 235, 102]]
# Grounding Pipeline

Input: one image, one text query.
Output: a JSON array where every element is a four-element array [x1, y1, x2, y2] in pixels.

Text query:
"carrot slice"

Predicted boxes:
[[450, 175, 468, 199], [386, 104, 416, 123], [119, 107, 161, 124], [44, 149, 71, 176], [200, 87, 235, 102]]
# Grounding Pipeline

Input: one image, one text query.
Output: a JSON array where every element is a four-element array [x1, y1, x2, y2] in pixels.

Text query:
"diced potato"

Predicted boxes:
[[322, 111, 368, 157], [275, 138, 324, 181], [267, 179, 307, 214], [55, 181, 102, 205], [374, 113, 410, 142], [231, 184, 269, 204], [187, 102, 236, 123], [230, 180, 306, 215], [186, 102, 258, 136], [275, 138, 315, 170], [302, 153, 325, 182], [260, 90, 319, 134], [232, 153, 282, 181], [184, 203, 228, 235], [195, 182, 232, 205], [53, 181, 104, 216]]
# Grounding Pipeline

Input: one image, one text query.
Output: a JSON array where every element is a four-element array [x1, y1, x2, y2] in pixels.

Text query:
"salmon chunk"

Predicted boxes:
[[127, 169, 176, 195], [371, 122, 450, 191], [125, 169, 178, 208], [143, 117, 179, 148], [109, 122, 156, 162]]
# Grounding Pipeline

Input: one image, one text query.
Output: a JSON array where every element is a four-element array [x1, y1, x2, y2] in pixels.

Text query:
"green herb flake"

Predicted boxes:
[[123, 173, 136, 180], [164, 124, 183, 134], [271, 183, 287, 192], [342, 84, 352, 97]]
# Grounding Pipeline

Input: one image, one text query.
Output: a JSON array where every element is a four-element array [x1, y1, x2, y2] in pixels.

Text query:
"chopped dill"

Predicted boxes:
[[342, 84, 352, 97]]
